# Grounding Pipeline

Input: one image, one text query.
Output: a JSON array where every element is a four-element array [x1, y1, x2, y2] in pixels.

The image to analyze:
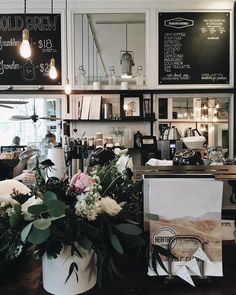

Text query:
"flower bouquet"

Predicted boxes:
[[0, 149, 145, 293]]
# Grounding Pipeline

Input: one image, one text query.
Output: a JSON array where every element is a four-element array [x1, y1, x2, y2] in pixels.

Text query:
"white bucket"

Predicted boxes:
[[42, 245, 97, 295]]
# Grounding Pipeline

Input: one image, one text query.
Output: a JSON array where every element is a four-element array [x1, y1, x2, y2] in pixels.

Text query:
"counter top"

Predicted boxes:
[[133, 165, 236, 181]]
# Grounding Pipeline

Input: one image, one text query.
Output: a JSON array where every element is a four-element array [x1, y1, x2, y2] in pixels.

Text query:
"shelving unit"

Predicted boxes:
[[64, 118, 156, 123], [63, 92, 156, 136], [159, 119, 228, 124]]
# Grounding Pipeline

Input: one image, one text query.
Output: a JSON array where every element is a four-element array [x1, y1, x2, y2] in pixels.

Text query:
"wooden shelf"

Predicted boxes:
[[158, 119, 228, 123], [63, 118, 156, 123]]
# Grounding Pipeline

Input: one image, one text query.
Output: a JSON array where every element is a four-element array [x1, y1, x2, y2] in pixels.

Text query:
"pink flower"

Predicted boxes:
[[70, 171, 94, 193]]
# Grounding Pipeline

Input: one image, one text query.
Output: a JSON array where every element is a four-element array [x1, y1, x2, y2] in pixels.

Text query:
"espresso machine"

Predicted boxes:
[[157, 140, 183, 160], [157, 126, 183, 160]]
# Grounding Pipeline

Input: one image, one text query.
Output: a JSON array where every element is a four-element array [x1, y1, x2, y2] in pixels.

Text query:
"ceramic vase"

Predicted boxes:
[[42, 245, 97, 295]]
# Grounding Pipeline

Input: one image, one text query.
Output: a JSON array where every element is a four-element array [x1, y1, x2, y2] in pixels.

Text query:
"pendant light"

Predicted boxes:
[[49, 57, 57, 79], [20, 0, 31, 59], [78, 14, 87, 88], [49, 0, 58, 80], [120, 23, 135, 78], [64, 0, 71, 94]]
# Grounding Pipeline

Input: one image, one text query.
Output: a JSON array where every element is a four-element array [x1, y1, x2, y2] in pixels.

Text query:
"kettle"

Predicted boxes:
[[162, 126, 182, 140], [184, 127, 201, 137]]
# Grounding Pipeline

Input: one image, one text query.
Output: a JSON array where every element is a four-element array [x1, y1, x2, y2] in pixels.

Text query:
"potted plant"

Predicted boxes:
[[0, 149, 145, 294]]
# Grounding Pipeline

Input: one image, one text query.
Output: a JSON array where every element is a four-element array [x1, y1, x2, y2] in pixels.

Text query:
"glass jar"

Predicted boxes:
[[207, 146, 225, 165], [108, 65, 116, 89], [136, 65, 144, 87], [78, 65, 87, 88]]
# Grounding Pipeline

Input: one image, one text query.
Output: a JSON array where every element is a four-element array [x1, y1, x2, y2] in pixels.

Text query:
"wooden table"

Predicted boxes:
[[0, 243, 236, 295]]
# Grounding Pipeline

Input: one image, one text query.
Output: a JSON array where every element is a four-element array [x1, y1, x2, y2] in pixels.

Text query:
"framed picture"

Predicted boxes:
[[120, 94, 143, 119]]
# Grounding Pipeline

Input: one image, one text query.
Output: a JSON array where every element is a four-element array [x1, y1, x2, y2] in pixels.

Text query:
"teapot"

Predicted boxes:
[[184, 127, 201, 137], [162, 126, 182, 140]]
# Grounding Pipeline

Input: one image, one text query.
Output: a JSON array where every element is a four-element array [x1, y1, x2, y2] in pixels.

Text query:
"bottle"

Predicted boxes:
[[23, 59, 35, 80], [78, 65, 87, 88], [136, 66, 144, 87], [108, 65, 116, 89], [134, 131, 142, 149]]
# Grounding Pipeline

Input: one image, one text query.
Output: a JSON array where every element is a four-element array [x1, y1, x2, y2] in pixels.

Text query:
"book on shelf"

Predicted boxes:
[[80, 95, 92, 120], [89, 95, 102, 120], [61, 95, 74, 120]]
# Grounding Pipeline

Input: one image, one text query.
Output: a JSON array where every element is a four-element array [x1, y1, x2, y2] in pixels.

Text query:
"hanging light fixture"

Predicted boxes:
[[49, 57, 57, 79], [64, 0, 71, 94], [120, 23, 135, 78], [49, 0, 58, 80], [78, 14, 87, 87], [20, 0, 31, 59]]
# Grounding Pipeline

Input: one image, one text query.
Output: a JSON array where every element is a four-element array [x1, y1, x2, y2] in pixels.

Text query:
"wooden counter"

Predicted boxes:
[[133, 164, 236, 181]]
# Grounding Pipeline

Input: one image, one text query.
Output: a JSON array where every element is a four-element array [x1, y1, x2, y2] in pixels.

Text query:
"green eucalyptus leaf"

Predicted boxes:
[[110, 258, 125, 278], [43, 191, 57, 205], [122, 234, 146, 247], [28, 204, 48, 215], [110, 233, 123, 254], [86, 224, 100, 238], [21, 222, 33, 243], [65, 262, 78, 284], [71, 243, 82, 258], [155, 250, 169, 274], [156, 244, 176, 259], [151, 249, 158, 274], [33, 218, 51, 230], [115, 223, 142, 235], [0, 242, 9, 252], [27, 226, 50, 245], [47, 200, 65, 217], [78, 236, 92, 250], [9, 203, 21, 228]]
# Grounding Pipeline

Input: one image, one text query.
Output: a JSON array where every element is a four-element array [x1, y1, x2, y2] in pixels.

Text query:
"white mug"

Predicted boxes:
[[121, 81, 128, 90], [93, 81, 101, 90]]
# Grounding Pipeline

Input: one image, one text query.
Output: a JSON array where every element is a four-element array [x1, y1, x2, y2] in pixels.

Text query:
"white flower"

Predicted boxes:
[[0, 179, 31, 195], [0, 195, 19, 207], [114, 148, 128, 156], [74, 192, 101, 221], [99, 197, 122, 216], [21, 196, 43, 221], [116, 154, 133, 173]]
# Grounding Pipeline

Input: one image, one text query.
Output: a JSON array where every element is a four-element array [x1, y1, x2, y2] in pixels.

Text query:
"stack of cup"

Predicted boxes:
[[106, 137, 114, 148], [96, 132, 103, 148]]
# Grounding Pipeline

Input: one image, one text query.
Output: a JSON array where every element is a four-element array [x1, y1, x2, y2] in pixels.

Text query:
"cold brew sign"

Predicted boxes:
[[159, 12, 230, 85], [0, 14, 61, 85]]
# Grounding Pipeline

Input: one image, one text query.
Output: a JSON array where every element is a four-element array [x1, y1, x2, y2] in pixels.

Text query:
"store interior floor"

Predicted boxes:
[[0, 243, 235, 295]]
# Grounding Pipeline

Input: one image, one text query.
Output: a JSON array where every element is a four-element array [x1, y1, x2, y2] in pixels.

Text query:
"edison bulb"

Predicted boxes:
[[49, 58, 57, 79], [20, 29, 31, 59], [65, 81, 71, 95]]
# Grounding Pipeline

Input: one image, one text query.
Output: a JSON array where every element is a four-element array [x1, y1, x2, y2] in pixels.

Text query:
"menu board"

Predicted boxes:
[[159, 12, 230, 85], [0, 14, 61, 85]]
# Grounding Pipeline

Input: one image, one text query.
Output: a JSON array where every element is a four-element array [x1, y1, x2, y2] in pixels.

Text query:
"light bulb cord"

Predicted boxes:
[[125, 23, 128, 52], [24, 0, 26, 14], [81, 14, 84, 68], [65, 0, 69, 82]]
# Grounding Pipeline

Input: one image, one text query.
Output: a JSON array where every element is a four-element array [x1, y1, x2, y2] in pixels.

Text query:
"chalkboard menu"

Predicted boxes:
[[159, 12, 230, 85], [0, 14, 61, 85]]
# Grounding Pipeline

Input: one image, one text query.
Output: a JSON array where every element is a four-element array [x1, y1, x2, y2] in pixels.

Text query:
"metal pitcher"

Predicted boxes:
[[184, 127, 201, 137], [162, 126, 182, 140]]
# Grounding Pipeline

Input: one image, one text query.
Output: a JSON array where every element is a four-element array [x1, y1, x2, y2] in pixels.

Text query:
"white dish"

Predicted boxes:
[[182, 136, 206, 149]]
